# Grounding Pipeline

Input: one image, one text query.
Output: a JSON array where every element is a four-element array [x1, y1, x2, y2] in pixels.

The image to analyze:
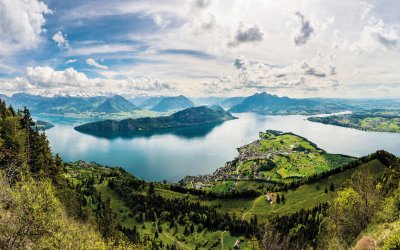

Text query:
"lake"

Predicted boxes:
[[41, 113, 400, 182]]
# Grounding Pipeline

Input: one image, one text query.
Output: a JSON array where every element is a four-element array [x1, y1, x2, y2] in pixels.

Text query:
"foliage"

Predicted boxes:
[[308, 110, 400, 133]]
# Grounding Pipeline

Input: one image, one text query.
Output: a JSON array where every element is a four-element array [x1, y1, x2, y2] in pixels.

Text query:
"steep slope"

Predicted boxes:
[[150, 95, 194, 112], [74, 106, 236, 134], [217, 97, 246, 109], [95, 95, 140, 113], [138, 96, 164, 110]]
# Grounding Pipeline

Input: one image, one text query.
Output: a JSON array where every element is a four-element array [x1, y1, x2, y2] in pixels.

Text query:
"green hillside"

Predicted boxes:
[[74, 106, 236, 135], [181, 130, 355, 190], [0, 101, 398, 250]]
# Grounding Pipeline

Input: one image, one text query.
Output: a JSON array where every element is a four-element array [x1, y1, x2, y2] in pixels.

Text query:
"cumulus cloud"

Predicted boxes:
[[25, 66, 89, 88], [0, 66, 176, 96], [86, 59, 108, 69], [0, 0, 51, 54], [203, 56, 340, 96], [52, 31, 69, 48], [228, 23, 264, 47], [293, 11, 314, 46]]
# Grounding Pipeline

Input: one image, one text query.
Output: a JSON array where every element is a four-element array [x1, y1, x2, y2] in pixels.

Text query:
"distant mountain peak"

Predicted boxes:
[[150, 95, 194, 112], [95, 95, 140, 113]]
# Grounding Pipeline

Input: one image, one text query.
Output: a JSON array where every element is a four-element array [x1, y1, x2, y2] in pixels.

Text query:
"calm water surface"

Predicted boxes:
[[41, 113, 400, 181]]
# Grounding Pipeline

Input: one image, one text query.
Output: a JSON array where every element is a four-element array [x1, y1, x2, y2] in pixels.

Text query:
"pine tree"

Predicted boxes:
[[276, 194, 281, 204], [330, 182, 335, 192]]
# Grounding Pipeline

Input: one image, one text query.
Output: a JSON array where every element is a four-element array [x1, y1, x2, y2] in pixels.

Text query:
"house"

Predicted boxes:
[[234, 239, 241, 249], [266, 192, 274, 203]]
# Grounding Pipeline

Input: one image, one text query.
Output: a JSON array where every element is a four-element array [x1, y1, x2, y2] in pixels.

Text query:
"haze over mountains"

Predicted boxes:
[[143, 95, 195, 112], [2, 91, 399, 118]]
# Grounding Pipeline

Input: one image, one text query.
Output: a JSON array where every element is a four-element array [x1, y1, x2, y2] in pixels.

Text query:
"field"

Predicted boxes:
[[183, 130, 356, 192], [308, 111, 400, 133], [237, 131, 355, 181], [159, 159, 385, 221]]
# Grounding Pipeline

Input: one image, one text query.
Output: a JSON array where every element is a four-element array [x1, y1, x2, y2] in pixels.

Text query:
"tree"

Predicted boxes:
[[329, 183, 335, 192], [148, 183, 155, 195], [324, 188, 328, 194], [276, 194, 281, 204], [281, 194, 285, 204]]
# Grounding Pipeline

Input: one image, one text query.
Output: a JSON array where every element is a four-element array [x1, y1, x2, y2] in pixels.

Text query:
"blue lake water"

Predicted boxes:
[[41, 113, 400, 182]]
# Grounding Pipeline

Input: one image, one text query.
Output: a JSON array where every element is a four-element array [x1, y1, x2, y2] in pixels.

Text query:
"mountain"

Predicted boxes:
[[8, 93, 108, 114], [138, 96, 164, 110], [217, 96, 246, 109], [74, 105, 236, 134], [95, 95, 140, 113], [150, 95, 194, 112], [229, 92, 346, 115]]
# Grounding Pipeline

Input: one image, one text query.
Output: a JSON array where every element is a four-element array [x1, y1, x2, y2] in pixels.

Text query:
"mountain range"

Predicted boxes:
[[228, 92, 349, 115]]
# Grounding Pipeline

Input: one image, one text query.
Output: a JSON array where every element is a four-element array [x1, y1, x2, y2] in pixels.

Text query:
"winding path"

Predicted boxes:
[[241, 197, 259, 221], [163, 232, 191, 250], [221, 230, 226, 250]]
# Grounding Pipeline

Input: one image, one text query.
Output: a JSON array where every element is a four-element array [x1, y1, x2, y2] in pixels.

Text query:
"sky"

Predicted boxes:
[[0, 0, 399, 98]]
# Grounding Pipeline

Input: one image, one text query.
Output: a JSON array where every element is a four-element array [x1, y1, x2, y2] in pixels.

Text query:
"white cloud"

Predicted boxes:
[[0, 0, 51, 55], [86, 58, 108, 69], [52, 31, 69, 48], [202, 55, 342, 97], [25, 66, 89, 88], [66, 59, 77, 64], [0, 66, 177, 96]]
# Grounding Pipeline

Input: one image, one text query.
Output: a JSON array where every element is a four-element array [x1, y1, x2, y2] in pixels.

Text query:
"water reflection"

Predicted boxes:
[[74, 122, 225, 139], [42, 113, 400, 182]]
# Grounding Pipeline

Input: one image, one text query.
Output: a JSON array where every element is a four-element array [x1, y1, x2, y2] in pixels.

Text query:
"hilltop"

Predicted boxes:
[[150, 95, 194, 112], [181, 130, 355, 189], [95, 95, 140, 113], [74, 105, 236, 135]]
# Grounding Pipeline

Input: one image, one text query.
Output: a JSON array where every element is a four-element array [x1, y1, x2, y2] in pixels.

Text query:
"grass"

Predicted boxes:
[[223, 131, 355, 184], [157, 159, 386, 222], [64, 157, 387, 248], [308, 112, 400, 133]]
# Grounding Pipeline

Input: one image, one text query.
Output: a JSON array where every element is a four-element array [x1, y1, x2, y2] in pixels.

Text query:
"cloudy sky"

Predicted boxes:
[[0, 0, 399, 98]]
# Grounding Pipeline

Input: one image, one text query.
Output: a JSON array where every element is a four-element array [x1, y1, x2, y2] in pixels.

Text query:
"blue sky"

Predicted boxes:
[[0, 0, 399, 97]]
